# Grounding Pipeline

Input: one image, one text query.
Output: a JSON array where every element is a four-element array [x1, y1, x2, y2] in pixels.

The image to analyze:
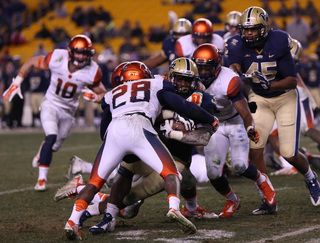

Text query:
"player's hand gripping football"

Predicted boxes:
[[3, 77, 23, 101], [82, 87, 99, 102], [252, 70, 270, 90], [247, 126, 260, 144], [173, 113, 195, 131]]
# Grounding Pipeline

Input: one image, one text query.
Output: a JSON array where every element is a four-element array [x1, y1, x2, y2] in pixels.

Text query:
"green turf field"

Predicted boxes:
[[1, 130, 320, 242]]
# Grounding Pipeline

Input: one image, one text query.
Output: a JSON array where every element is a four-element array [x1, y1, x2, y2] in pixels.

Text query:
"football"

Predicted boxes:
[[169, 119, 186, 131]]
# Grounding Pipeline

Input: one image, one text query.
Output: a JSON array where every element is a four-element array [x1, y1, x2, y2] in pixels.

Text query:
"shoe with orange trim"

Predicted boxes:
[[166, 208, 196, 234], [54, 174, 84, 202], [181, 205, 218, 219], [256, 174, 276, 206], [270, 166, 297, 176], [34, 179, 46, 191], [64, 220, 82, 240], [219, 198, 241, 218]]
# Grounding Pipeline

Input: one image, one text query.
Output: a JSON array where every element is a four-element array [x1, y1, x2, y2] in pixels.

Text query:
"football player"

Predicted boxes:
[[59, 58, 219, 226], [214, 10, 241, 41], [192, 43, 276, 217], [63, 60, 219, 239], [226, 6, 320, 210], [266, 39, 320, 175], [3, 35, 108, 191], [143, 18, 192, 69], [175, 18, 225, 58]]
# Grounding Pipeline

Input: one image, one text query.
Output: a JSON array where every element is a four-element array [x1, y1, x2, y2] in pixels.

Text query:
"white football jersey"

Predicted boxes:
[[103, 75, 165, 124], [45, 49, 101, 115], [175, 34, 225, 58], [205, 67, 240, 121]]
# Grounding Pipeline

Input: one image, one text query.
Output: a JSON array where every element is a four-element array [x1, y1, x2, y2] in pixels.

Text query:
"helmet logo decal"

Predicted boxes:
[[259, 12, 266, 22]]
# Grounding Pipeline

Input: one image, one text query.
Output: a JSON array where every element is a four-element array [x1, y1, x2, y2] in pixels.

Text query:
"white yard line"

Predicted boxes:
[[249, 225, 320, 243], [0, 183, 63, 196]]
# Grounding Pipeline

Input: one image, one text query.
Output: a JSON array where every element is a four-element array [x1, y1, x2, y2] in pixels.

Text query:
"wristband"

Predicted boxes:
[[169, 130, 183, 141], [246, 125, 254, 132], [162, 110, 175, 119], [14, 75, 24, 85]]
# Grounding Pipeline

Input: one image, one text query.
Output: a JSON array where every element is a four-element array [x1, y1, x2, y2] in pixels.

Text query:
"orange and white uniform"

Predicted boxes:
[[203, 67, 249, 179], [41, 49, 101, 150], [175, 34, 225, 59]]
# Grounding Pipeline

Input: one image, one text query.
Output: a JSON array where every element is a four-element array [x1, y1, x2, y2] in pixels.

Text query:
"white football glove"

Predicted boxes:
[[82, 87, 99, 102], [173, 113, 195, 131], [3, 76, 24, 101], [160, 120, 173, 137]]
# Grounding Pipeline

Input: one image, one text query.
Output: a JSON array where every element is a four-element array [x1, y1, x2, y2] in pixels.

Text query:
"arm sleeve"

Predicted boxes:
[[158, 89, 216, 124]]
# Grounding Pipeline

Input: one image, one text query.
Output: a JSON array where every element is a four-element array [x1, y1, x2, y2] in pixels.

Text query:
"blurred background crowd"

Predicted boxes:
[[1, 0, 320, 130]]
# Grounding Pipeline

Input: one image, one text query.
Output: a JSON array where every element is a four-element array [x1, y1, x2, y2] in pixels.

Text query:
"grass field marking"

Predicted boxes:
[[0, 144, 100, 157], [249, 225, 320, 243], [114, 229, 235, 242], [0, 183, 63, 196]]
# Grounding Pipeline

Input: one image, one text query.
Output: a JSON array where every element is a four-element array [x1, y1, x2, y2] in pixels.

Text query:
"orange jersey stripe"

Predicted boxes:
[[227, 76, 241, 98]]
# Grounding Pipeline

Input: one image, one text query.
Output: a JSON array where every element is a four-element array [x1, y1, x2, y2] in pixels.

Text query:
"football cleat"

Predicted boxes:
[[54, 174, 84, 202], [65, 156, 84, 180], [32, 141, 44, 168], [219, 197, 241, 218], [166, 208, 197, 234], [118, 200, 144, 219], [270, 166, 297, 176], [89, 213, 116, 234], [34, 179, 46, 191], [256, 173, 276, 206], [305, 171, 320, 206], [252, 201, 278, 215], [181, 205, 218, 219], [64, 220, 82, 240], [79, 210, 92, 228]]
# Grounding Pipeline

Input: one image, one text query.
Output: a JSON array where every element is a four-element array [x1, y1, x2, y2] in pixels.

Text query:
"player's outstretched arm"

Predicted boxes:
[[3, 55, 48, 101]]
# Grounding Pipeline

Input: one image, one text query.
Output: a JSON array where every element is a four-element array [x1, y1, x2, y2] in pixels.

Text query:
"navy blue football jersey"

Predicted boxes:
[[226, 29, 297, 98], [161, 36, 177, 65]]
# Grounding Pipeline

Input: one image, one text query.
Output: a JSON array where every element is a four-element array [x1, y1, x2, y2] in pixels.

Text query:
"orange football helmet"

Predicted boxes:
[[68, 35, 95, 68], [192, 18, 213, 46], [115, 61, 153, 87], [111, 62, 129, 88], [192, 43, 222, 87]]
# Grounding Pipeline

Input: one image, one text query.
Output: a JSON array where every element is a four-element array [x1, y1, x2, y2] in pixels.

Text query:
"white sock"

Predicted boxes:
[[106, 203, 119, 218], [279, 155, 293, 168], [38, 166, 49, 181], [304, 167, 315, 182], [255, 171, 266, 185], [184, 196, 197, 212], [86, 203, 101, 216], [168, 195, 180, 211], [76, 185, 85, 195], [224, 189, 238, 202]]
